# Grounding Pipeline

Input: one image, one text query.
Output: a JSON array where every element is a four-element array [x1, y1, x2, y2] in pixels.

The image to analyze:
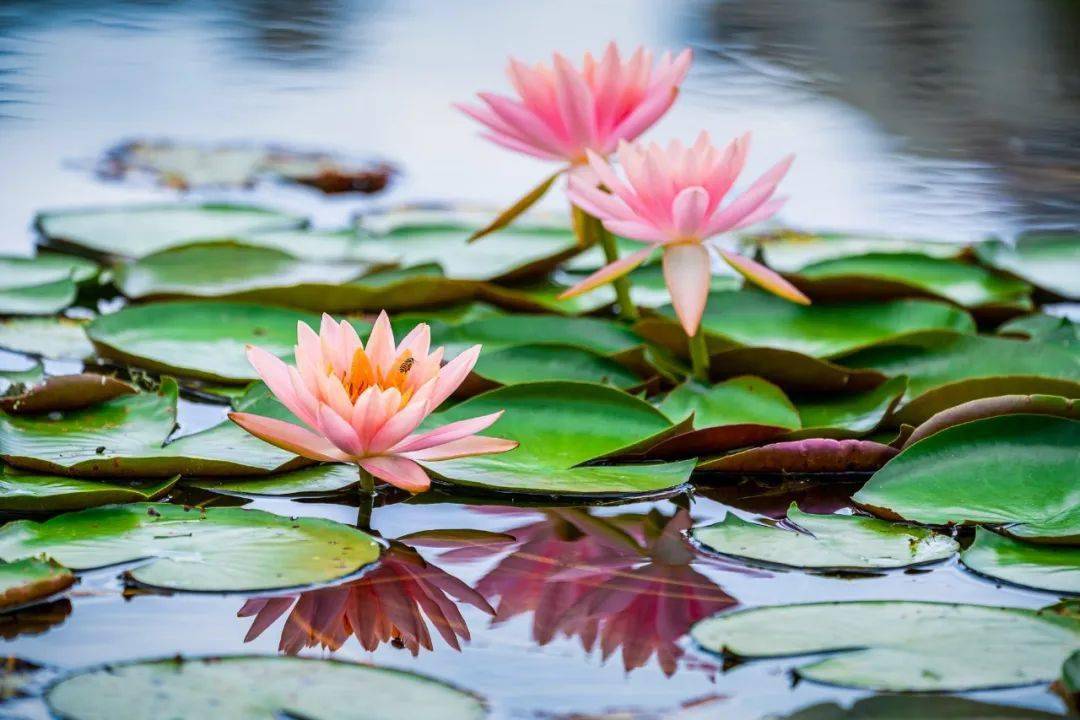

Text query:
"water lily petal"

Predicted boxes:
[[663, 242, 712, 336], [719, 250, 810, 305], [360, 456, 431, 493], [404, 435, 519, 461], [229, 412, 350, 463], [558, 243, 659, 298], [392, 411, 505, 454]]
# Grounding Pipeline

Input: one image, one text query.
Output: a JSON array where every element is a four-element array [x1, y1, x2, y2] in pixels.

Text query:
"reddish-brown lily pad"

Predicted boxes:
[[0, 374, 136, 414], [698, 438, 898, 474], [904, 394, 1079, 448]]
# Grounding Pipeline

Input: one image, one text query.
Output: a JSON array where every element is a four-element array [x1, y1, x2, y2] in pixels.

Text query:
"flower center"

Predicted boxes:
[[343, 347, 416, 405]]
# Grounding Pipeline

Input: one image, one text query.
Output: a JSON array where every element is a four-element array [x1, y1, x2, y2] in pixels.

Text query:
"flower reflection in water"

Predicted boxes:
[[239, 533, 503, 656], [462, 506, 750, 676]]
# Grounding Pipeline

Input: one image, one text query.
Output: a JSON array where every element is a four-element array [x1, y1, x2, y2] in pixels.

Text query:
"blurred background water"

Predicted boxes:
[[0, 0, 1077, 252]]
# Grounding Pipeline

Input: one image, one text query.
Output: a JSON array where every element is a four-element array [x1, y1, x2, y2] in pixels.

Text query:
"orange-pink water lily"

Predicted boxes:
[[229, 312, 517, 493], [561, 132, 810, 336], [456, 42, 692, 165]]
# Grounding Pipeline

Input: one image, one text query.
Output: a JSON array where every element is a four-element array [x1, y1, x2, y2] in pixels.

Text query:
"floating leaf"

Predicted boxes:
[[752, 230, 964, 271], [0, 503, 379, 592], [35, 203, 306, 259], [975, 233, 1079, 300], [855, 414, 1080, 543], [0, 317, 94, 360], [745, 696, 1069, 720], [904, 394, 1078, 447], [46, 656, 485, 720], [693, 503, 957, 571], [691, 601, 1080, 691], [0, 374, 136, 414], [420, 382, 695, 495], [0, 363, 43, 396], [115, 241, 373, 303], [999, 313, 1078, 354], [188, 465, 358, 498], [0, 558, 73, 610], [792, 376, 907, 438], [0, 379, 308, 477], [790, 253, 1032, 312], [357, 208, 582, 282], [699, 438, 897, 473], [962, 528, 1080, 594], [637, 291, 975, 359], [0, 255, 99, 316], [840, 333, 1080, 424], [466, 344, 642, 392], [88, 302, 329, 384], [425, 314, 644, 358], [1061, 651, 1080, 712], [239, 228, 396, 262], [0, 468, 177, 512]]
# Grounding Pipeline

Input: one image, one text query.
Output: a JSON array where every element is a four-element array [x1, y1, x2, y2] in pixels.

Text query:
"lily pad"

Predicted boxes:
[[703, 348, 887, 394], [695, 503, 956, 571], [35, 204, 307, 259], [46, 656, 485, 720], [0, 374, 136, 414], [356, 209, 581, 282], [699, 438, 898, 473], [0, 255, 99, 316], [0, 558, 74, 610], [840, 333, 1080, 424], [239, 228, 399, 263], [638, 291, 975, 359], [420, 382, 695, 495], [752, 697, 1068, 720], [962, 528, 1080, 594], [0, 317, 94, 360], [188, 464, 358, 498], [975, 233, 1079, 300], [854, 414, 1080, 543], [0, 378, 308, 477], [0, 468, 177, 512], [790, 253, 1033, 311], [792, 377, 907, 438], [999, 313, 1078, 354], [466, 344, 642, 392], [752, 231, 964, 272], [115, 241, 373, 303], [0, 503, 379, 592], [426, 314, 643, 358], [87, 302, 330, 384], [904, 394, 1078, 447], [691, 601, 1080, 691]]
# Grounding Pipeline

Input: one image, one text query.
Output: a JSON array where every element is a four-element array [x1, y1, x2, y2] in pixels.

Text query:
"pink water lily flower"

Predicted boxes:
[[456, 42, 692, 165], [229, 312, 517, 493], [561, 131, 810, 336]]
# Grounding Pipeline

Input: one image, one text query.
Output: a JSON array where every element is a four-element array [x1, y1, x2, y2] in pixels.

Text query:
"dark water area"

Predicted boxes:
[[0, 1, 1077, 718]]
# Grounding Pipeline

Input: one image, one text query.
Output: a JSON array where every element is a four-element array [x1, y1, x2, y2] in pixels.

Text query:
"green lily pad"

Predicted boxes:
[[0, 373, 136, 414], [975, 233, 1079, 300], [0, 503, 379, 592], [661, 377, 801, 429], [0, 558, 74, 610], [694, 503, 956, 571], [790, 253, 1033, 311], [35, 203, 307, 259], [0, 317, 94, 360], [0, 362, 44, 396], [87, 302, 330, 384], [752, 231, 964, 273], [0, 378, 308, 477], [356, 209, 581, 282], [691, 601, 1080, 691], [0, 468, 177, 512], [904, 394, 1078, 447], [699, 438, 897, 474], [238, 228, 399, 263], [465, 344, 642, 392], [962, 528, 1080, 594], [188, 464, 358, 497], [999, 313, 1078, 355], [854, 414, 1080, 543], [0, 255, 99, 316], [792, 377, 907, 438], [115, 241, 372, 302], [420, 381, 695, 496], [840, 333, 1080, 424], [750, 696, 1068, 720], [46, 656, 485, 720], [1061, 651, 1080, 711], [638, 291, 975, 359], [480, 279, 614, 315], [425, 315, 643, 358]]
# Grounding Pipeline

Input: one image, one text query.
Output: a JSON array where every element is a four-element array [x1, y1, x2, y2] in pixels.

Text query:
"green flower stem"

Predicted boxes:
[[356, 467, 375, 530], [688, 330, 710, 382], [573, 206, 638, 322]]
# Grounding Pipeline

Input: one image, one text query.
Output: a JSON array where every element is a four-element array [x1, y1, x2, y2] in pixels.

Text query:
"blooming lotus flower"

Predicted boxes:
[[562, 132, 810, 336], [229, 311, 517, 493], [457, 43, 692, 166]]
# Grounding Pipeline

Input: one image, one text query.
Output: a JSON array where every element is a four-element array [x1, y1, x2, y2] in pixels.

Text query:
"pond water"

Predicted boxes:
[[0, 1, 1077, 718]]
